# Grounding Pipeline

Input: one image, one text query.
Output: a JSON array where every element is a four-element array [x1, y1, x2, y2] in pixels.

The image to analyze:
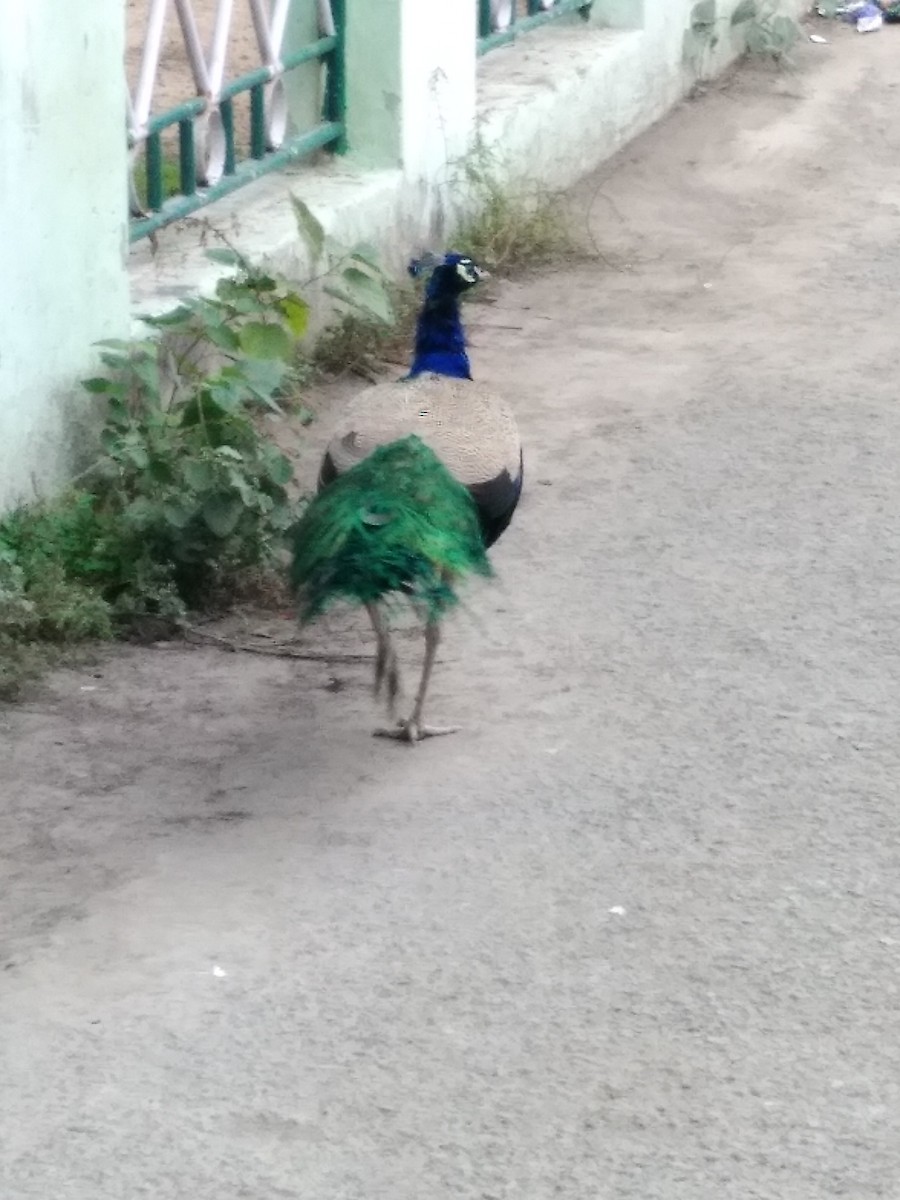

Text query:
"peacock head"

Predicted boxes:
[[408, 251, 487, 300]]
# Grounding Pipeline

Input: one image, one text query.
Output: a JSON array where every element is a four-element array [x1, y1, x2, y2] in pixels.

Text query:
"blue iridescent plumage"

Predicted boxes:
[[406, 252, 476, 380]]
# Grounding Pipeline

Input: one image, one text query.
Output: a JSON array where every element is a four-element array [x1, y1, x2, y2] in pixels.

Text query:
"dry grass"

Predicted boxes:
[[310, 284, 422, 379]]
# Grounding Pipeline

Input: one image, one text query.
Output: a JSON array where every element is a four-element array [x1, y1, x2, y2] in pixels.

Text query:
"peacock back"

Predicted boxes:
[[321, 373, 521, 492]]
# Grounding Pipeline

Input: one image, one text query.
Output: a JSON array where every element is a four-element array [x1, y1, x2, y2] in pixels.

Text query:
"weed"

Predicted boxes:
[[131, 156, 181, 210], [306, 149, 576, 380], [80, 254, 307, 612], [450, 139, 575, 274], [0, 525, 110, 700], [732, 0, 800, 63], [685, 0, 800, 81], [311, 283, 421, 378], [0, 226, 395, 699]]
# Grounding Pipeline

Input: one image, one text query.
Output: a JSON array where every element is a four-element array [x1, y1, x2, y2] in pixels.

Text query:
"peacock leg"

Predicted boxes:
[[374, 619, 460, 743], [365, 603, 400, 716]]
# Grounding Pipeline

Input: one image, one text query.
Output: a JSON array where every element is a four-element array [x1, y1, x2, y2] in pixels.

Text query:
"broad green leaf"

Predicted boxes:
[[131, 354, 161, 398], [182, 459, 217, 492], [188, 295, 228, 321], [348, 242, 381, 270], [99, 428, 120, 453], [231, 293, 269, 316], [138, 305, 194, 328], [279, 295, 310, 337], [124, 442, 150, 470], [239, 321, 293, 362], [82, 376, 115, 394], [263, 450, 293, 486], [269, 500, 294, 531], [291, 196, 325, 261], [772, 15, 799, 45], [225, 469, 256, 507], [148, 456, 176, 486], [202, 492, 244, 537], [240, 359, 288, 411], [106, 397, 131, 428], [242, 358, 285, 388], [123, 497, 158, 528], [745, 22, 767, 51], [333, 267, 394, 324], [204, 322, 241, 353], [248, 273, 277, 293], [204, 377, 243, 413], [99, 351, 130, 372], [162, 501, 195, 529]]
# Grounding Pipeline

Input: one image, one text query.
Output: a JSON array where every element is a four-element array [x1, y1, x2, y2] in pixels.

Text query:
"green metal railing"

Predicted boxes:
[[129, 2, 345, 243], [477, 0, 593, 55]]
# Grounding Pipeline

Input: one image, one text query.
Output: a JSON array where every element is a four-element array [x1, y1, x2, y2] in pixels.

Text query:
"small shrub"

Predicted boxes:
[[451, 140, 575, 274], [131, 156, 181, 209], [0, 227, 398, 698], [732, 0, 800, 63], [312, 284, 421, 378], [80, 254, 307, 610]]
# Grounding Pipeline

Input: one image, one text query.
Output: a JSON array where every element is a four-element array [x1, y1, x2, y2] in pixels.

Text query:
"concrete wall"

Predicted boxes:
[[2, 0, 803, 510], [0, 1, 129, 512], [477, 0, 808, 195]]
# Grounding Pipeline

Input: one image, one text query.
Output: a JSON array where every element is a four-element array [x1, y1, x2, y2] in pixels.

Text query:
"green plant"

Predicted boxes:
[[684, 0, 799, 82], [0, 511, 113, 699], [732, 0, 800, 62], [288, 195, 406, 376], [0, 227, 400, 700], [311, 283, 421, 378], [131, 156, 181, 209], [80, 254, 309, 609], [449, 139, 575, 274]]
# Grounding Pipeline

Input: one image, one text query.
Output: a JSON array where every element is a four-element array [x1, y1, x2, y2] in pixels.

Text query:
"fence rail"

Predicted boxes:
[[477, 0, 593, 55], [128, 0, 345, 243]]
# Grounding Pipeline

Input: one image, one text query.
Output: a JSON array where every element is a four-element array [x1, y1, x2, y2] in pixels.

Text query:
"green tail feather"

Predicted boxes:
[[290, 435, 492, 621]]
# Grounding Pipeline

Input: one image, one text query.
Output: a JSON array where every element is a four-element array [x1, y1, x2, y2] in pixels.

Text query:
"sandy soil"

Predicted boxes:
[[126, 0, 262, 115], [6, 21, 900, 1198]]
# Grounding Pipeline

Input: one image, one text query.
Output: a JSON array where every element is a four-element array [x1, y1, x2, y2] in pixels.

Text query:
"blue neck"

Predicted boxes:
[[407, 294, 472, 380]]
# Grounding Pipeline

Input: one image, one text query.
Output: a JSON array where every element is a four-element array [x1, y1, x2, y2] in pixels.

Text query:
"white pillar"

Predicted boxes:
[[344, 0, 476, 177], [0, 1, 129, 509]]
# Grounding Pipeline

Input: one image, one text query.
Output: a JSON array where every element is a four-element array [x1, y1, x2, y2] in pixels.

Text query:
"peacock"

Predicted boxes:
[[290, 251, 523, 743]]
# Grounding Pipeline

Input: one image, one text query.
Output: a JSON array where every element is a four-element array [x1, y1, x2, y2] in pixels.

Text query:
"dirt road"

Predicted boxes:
[[4, 25, 900, 1198]]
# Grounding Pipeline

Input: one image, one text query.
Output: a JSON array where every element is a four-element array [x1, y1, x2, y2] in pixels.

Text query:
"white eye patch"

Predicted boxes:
[[455, 259, 477, 282]]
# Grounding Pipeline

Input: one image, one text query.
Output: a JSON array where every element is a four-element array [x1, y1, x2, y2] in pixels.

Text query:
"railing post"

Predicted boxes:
[[342, 0, 476, 176], [324, 0, 347, 151], [282, 0, 326, 146]]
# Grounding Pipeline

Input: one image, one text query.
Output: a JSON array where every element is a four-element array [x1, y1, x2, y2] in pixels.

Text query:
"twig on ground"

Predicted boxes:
[[179, 626, 372, 663]]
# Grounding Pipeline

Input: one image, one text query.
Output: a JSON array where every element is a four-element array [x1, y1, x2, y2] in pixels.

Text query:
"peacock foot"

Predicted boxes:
[[373, 719, 461, 743]]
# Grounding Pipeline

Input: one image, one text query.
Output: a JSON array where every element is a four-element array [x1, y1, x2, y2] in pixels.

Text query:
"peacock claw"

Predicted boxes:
[[373, 719, 461, 743]]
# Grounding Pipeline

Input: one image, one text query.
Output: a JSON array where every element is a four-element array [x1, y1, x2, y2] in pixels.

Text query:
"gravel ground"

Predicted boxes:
[[4, 25, 900, 1199]]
